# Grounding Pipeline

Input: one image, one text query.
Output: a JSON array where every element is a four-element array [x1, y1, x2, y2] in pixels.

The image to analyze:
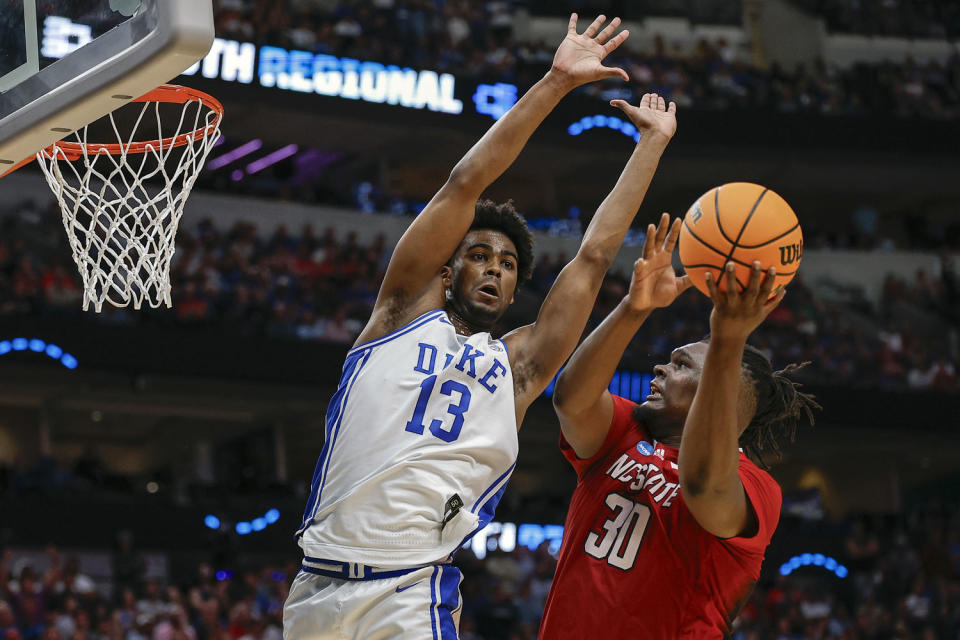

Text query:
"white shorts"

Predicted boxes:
[[282, 563, 463, 640]]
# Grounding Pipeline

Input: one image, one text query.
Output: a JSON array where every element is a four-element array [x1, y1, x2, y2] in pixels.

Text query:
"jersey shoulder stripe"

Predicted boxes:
[[346, 309, 446, 357], [471, 460, 516, 516], [448, 458, 518, 561], [297, 347, 372, 534]]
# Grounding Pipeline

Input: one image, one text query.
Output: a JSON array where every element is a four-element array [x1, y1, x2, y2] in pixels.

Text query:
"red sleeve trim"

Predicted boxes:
[[559, 395, 639, 479], [723, 457, 782, 553]]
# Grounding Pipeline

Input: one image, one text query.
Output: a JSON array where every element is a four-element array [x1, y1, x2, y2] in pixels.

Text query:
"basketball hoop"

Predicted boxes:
[[35, 84, 223, 312]]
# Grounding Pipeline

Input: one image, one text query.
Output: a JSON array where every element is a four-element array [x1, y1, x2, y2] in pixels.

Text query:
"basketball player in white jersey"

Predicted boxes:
[[284, 14, 678, 639]]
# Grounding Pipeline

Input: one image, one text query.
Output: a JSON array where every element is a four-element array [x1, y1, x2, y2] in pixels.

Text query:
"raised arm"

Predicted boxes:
[[357, 14, 631, 344], [505, 95, 677, 413], [678, 262, 784, 538], [553, 216, 690, 457]]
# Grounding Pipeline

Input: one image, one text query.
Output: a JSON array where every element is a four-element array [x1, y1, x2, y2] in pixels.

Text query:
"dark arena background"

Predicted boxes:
[[2, 1, 960, 638]]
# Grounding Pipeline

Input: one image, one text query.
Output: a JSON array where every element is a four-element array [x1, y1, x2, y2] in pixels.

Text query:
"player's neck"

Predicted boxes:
[[446, 307, 479, 335], [659, 432, 683, 448], [633, 405, 684, 447], [639, 415, 683, 448]]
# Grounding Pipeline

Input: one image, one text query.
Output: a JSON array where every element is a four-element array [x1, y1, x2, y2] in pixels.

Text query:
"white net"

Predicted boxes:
[[35, 89, 222, 312]]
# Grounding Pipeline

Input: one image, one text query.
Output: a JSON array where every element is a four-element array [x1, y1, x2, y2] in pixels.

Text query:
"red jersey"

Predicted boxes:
[[539, 395, 781, 639]]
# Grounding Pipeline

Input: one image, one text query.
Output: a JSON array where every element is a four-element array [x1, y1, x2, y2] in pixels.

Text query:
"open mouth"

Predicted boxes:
[[647, 382, 663, 400], [478, 284, 499, 300]]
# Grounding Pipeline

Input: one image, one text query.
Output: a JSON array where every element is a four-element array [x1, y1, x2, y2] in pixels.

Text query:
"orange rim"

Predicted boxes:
[[40, 84, 224, 162]]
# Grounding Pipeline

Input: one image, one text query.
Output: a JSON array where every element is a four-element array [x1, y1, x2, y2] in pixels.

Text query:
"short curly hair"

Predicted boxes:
[[466, 199, 535, 288]]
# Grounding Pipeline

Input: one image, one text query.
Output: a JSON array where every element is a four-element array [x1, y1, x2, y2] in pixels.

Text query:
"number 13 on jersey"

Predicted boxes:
[[405, 374, 471, 443]]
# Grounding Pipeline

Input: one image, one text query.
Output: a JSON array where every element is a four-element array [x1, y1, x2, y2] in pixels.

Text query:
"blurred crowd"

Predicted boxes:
[[0, 201, 958, 393], [733, 497, 960, 639], [3, 493, 960, 639], [210, 0, 960, 119], [0, 547, 291, 640], [788, 0, 960, 38], [524, 0, 742, 25]]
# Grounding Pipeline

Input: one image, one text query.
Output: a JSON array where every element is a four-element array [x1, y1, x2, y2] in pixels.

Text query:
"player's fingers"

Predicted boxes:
[[642, 223, 656, 260], [657, 94, 666, 111], [676, 274, 693, 293], [654, 213, 670, 248], [641, 92, 652, 109], [762, 288, 787, 314], [600, 66, 630, 82], [610, 99, 635, 115], [567, 13, 578, 34], [746, 261, 763, 299], [759, 266, 777, 301], [665, 217, 682, 252], [668, 101, 677, 113], [584, 14, 606, 37], [724, 262, 738, 304], [602, 29, 630, 55], [705, 270, 720, 303], [596, 16, 620, 44]]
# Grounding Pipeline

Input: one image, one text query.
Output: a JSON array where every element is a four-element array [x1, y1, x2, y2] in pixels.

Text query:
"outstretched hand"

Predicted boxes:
[[551, 14, 630, 88], [626, 213, 691, 312], [611, 93, 678, 141], [706, 261, 786, 343]]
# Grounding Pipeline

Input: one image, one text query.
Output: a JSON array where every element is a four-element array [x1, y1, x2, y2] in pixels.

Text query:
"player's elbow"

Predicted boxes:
[[681, 478, 709, 499], [680, 465, 733, 500], [552, 374, 580, 418], [446, 161, 481, 197], [679, 466, 717, 499], [552, 380, 569, 413], [574, 247, 616, 280]]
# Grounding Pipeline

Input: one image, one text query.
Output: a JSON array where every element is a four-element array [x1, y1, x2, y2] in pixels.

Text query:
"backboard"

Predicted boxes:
[[0, 0, 214, 175]]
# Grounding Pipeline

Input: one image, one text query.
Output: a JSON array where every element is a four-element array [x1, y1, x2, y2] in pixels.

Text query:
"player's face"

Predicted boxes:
[[643, 342, 707, 422], [638, 341, 754, 443], [634, 341, 710, 442], [442, 229, 519, 327]]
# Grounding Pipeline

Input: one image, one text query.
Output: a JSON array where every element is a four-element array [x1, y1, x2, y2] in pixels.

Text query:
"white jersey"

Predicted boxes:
[[298, 309, 518, 568]]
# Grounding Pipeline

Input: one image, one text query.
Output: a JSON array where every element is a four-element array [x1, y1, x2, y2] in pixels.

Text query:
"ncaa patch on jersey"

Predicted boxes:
[[637, 441, 654, 456]]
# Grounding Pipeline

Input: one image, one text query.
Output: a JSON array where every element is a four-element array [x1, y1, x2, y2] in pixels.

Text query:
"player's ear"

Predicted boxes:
[[440, 264, 453, 289]]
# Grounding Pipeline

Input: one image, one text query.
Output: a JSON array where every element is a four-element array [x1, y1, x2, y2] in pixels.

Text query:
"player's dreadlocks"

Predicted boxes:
[[737, 344, 820, 469]]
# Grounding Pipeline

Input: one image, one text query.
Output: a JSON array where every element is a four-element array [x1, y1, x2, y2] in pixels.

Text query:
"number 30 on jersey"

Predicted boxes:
[[584, 493, 651, 570]]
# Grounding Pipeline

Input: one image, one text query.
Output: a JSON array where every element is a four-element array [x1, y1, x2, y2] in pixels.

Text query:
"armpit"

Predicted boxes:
[[511, 356, 542, 398]]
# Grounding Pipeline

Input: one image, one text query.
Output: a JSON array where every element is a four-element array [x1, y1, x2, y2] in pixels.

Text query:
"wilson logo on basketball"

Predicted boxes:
[[778, 242, 803, 265]]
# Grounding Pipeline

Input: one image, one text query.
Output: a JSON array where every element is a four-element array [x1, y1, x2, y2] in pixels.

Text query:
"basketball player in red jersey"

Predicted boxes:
[[539, 215, 818, 639]]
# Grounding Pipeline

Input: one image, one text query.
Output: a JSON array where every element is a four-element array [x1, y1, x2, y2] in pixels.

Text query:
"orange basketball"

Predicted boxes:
[[678, 182, 802, 298]]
